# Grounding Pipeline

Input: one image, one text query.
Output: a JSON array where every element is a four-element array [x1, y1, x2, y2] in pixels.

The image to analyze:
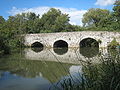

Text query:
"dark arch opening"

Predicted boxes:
[[31, 42, 44, 52], [53, 40, 68, 55], [31, 42, 44, 48], [79, 38, 99, 58], [80, 38, 99, 48], [53, 40, 68, 48]]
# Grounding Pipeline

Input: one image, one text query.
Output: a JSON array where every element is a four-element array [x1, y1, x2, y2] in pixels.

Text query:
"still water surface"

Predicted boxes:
[[0, 47, 101, 90]]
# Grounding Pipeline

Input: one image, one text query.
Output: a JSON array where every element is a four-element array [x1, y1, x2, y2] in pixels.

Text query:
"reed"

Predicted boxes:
[[55, 50, 120, 90]]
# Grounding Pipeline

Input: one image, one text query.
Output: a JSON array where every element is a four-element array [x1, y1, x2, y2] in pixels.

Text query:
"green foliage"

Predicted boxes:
[[0, 15, 25, 55], [82, 8, 110, 27], [57, 53, 120, 90], [111, 1, 120, 31], [0, 35, 10, 55], [38, 8, 71, 32], [0, 16, 5, 25], [0, 16, 10, 55], [113, 1, 120, 22], [108, 38, 119, 49], [82, 3, 120, 31]]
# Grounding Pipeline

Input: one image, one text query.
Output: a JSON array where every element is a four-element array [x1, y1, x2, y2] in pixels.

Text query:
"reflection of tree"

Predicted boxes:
[[0, 53, 73, 83], [0, 71, 4, 78], [80, 47, 99, 58], [31, 47, 43, 53]]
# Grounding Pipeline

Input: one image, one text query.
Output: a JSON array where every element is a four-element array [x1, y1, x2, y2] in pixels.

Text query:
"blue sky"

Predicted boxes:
[[0, 0, 116, 25]]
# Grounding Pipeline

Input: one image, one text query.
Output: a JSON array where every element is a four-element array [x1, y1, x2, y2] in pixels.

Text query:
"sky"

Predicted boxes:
[[0, 0, 116, 26]]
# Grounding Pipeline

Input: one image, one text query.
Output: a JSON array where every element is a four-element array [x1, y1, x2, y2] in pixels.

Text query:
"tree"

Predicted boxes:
[[111, 0, 120, 30], [113, 0, 120, 22], [0, 16, 5, 24], [5, 12, 40, 34], [38, 8, 70, 32], [101, 0, 120, 31], [0, 16, 5, 30], [0, 16, 10, 54], [95, 1, 120, 31], [82, 8, 110, 27], [52, 14, 70, 32]]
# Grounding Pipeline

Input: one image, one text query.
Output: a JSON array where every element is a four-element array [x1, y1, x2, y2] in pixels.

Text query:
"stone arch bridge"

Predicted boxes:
[[24, 31, 120, 48]]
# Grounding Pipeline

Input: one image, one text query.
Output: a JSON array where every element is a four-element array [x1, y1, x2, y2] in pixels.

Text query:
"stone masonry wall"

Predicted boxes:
[[24, 31, 120, 48]]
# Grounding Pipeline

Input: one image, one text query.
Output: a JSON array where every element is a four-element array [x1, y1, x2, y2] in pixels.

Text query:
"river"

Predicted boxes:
[[0, 47, 119, 90]]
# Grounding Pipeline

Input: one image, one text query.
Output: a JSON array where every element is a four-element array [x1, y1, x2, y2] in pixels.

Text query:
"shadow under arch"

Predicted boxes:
[[53, 40, 68, 48], [79, 38, 99, 58], [53, 40, 68, 55], [31, 42, 44, 53]]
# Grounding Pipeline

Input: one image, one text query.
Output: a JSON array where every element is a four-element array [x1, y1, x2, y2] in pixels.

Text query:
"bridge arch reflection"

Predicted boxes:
[[53, 48, 68, 55], [25, 47, 101, 64], [80, 47, 99, 58], [79, 38, 99, 58]]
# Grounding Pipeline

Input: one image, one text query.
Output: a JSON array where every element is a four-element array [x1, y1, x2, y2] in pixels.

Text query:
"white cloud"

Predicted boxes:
[[8, 6, 87, 26], [95, 0, 116, 6]]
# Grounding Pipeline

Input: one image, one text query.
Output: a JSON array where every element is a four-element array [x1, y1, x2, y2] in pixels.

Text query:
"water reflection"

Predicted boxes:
[[50, 65, 84, 90], [69, 65, 83, 82], [31, 47, 43, 53], [80, 47, 99, 58], [0, 57, 71, 82], [0, 71, 51, 90], [0, 54, 73, 90], [26, 47, 100, 64], [53, 48, 68, 55], [69, 65, 82, 74], [0, 47, 117, 90]]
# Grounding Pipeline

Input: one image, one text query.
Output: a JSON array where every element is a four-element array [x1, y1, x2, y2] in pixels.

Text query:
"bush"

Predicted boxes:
[[0, 36, 10, 55], [108, 38, 119, 49], [55, 52, 120, 90]]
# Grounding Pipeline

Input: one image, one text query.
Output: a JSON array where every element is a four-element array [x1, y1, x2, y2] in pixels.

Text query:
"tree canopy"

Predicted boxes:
[[36, 8, 71, 32], [82, 8, 110, 27]]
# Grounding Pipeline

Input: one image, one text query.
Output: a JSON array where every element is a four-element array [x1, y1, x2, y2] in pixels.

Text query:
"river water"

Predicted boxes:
[[0, 47, 118, 90]]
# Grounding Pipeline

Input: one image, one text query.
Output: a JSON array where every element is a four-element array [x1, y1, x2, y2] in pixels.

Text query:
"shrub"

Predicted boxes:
[[108, 38, 119, 49]]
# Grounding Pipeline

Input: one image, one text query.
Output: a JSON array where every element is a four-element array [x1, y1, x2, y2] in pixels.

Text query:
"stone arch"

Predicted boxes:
[[31, 42, 44, 48], [31, 42, 44, 52], [53, 40, 68, 48], [79, 37, 99, 58], [80, 37, 99, 48]]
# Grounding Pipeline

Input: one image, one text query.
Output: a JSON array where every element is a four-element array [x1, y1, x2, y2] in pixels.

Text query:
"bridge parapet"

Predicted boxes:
[[24, 31, 120, 48]]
